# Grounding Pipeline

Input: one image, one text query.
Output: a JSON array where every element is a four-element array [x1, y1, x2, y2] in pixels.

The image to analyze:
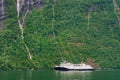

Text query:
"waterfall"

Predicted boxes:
[[16, 0, 43, 60], [87, 5, 96, 31], [17, 0, 20, 17], [0, 0, 5, 28], [1, 0, 4, 17], [87, 11, 90, 31], [52, 0, 56, 38], [113, 0, 120, 25], [17, 0, 32, 60]]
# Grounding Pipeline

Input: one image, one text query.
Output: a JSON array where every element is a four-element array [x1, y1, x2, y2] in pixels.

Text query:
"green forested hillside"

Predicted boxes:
[[0, 0, 120, 70]]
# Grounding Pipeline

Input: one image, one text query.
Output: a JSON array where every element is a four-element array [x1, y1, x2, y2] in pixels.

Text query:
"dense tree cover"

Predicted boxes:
[[0, 0, 120, 70]]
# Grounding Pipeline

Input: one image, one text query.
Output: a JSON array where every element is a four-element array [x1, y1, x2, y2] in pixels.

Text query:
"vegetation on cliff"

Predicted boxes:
[[0, 0, 120, 70]]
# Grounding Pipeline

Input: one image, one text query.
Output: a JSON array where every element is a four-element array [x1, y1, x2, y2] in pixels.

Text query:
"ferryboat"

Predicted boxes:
[[54, 61, 95, 71]]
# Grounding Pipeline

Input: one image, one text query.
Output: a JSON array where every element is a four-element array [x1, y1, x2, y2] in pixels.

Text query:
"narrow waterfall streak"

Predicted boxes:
[[22, 0, 30, 25], [25, 44, 32, 60], [113, 0, 119, 13], [87, 11, 90, 31], [17, 0, 24, 39], [17, 0, 32, 60], [0, 0, 4, 27], [52, 0, 56, 38], [113, 0, 120, 25], [1, 0, 4, 16], [17, 0, 20, 17], [18, 20, 24, 39], [25, 0, 32, 60]]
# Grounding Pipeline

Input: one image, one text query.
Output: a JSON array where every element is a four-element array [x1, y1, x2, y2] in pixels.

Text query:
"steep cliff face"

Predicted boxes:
[[0, 0, 43, 29], [17, 0, 43, 60], [0, 0, 5, 29], [17, 0, 43, 17], [0, 0, 120, 70], [0, 0, 43, 61], [17, 0, 43, 26]]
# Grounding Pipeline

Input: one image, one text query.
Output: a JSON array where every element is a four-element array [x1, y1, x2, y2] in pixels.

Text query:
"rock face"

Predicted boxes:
[[19, 0, 43, 16], [0, 0, 5, 28], [16, 0, 43, 60], [30, 0, 43, 8], [0, 0, 43, 29]]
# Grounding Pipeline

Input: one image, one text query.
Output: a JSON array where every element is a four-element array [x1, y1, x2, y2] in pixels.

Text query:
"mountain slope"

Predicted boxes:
[[0, 0, 120, 70]]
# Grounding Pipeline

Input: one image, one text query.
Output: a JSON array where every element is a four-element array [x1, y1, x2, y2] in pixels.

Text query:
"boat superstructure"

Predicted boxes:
[[54, 61, 95, 71]]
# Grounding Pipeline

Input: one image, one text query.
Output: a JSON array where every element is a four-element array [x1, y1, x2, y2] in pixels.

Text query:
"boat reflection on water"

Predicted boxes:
[[55, 71, 93, 80]]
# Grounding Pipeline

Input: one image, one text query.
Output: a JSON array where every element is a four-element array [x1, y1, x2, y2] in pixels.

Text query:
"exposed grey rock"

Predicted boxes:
[[0, 0, 43, 29], [0, 0, 5, 28], [16, 0, 43, 60], [20, 0, 43, 14]]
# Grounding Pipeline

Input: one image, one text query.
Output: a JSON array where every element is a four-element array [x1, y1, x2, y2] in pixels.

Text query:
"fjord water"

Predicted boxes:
[[0, 70, 119, 80]]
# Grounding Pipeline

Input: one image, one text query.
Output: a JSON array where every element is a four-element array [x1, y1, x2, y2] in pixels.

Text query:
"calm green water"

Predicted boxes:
[[0, 70, 119, 80]]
